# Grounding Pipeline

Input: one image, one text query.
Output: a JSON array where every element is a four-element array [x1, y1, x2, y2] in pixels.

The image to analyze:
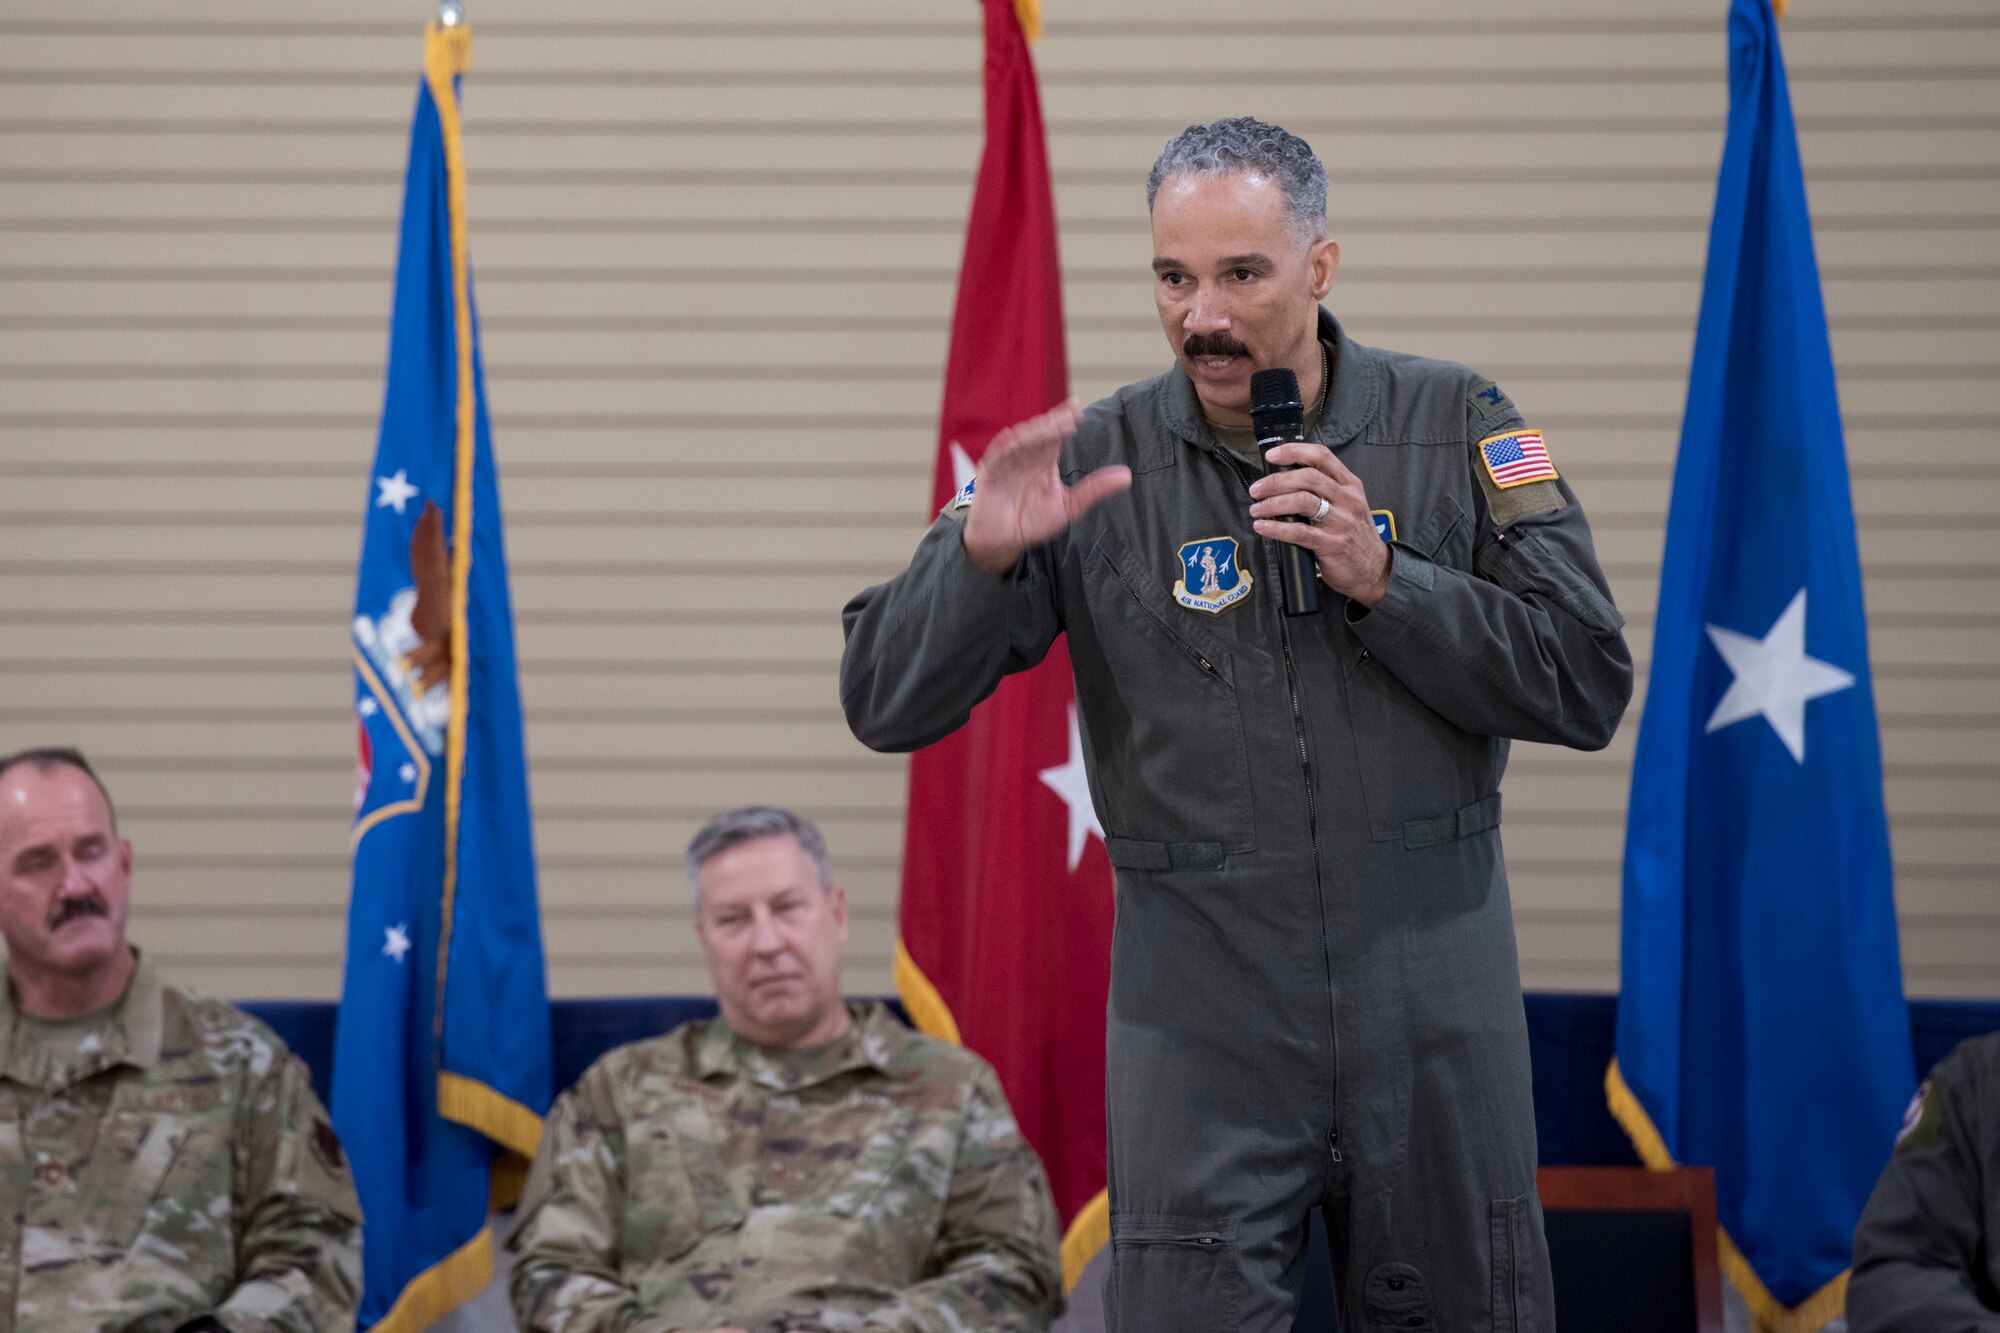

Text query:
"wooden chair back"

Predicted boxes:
[[1537, 1165, 1725, 1333]]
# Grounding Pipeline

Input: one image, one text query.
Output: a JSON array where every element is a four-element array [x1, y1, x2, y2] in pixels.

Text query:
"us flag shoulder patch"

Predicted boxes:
[[1478, 429, 1559, 490]]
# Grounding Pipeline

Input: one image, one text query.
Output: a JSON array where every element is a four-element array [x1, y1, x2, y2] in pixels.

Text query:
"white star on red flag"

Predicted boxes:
[[1038, 705, 1105, 871]]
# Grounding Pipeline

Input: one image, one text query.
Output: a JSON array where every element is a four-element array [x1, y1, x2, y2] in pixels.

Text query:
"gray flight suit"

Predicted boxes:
[[840, 309, 1633, 1333], [1848, 1031, 2000, 1331]]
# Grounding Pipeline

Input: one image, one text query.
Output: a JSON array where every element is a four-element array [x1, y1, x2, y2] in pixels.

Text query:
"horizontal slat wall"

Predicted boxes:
[[0, 0, 1992, 1000]]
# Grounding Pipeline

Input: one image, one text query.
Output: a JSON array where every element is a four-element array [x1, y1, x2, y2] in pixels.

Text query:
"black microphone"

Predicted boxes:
[[1250, 368, 1321, 617]]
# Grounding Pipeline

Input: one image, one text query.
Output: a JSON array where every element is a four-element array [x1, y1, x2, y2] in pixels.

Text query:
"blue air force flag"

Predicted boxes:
[[332, 22, 551, 1331], [1610, 3, 1913, 1329]]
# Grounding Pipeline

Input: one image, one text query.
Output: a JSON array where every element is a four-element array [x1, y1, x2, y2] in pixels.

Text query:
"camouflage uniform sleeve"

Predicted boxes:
[[508, 1070, 655, 1333], [856, 1064, 1063, 1333], [210, 1051, 365, 1333]]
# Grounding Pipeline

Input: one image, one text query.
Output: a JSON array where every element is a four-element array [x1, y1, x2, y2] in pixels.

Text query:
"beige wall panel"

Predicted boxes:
[[0, 426, 942, 469], [22, 125, 2000, 177], [11, 175, 1991, 232], [0, 1, 1993, 1004], [0, 369, 1887, 419], [105, 809, 902, 871], [0, 664, 852, 716], [1501, 815, 2000, 873], [14, 321, 1992, 374], [0, 520, 928, 568], [39, 70, 1994, 127], [1622, 574, 2000, 621], [0, 474, 920, 518], [56, 762, 910, 823], [0, 571, 883, 617]]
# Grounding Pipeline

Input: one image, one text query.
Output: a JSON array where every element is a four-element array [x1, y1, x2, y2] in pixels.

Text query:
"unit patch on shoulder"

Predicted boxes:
[[1469, 379, 1515, 420], [1173, 536, 1254, 614], [1893, 1081, 1940, 1152], [940, 475, 977, 523], [310, 1117, 349, 1176]]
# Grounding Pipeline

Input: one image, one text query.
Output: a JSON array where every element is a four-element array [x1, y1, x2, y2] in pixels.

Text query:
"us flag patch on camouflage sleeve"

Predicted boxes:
[[1479, 429, 1559, 489]]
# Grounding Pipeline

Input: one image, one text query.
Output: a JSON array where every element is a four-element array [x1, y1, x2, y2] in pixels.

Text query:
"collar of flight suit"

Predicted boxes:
[[693, 1000, 908, 1093], [1156, 307, 1381, 463], [0, 948, 164, 1089]]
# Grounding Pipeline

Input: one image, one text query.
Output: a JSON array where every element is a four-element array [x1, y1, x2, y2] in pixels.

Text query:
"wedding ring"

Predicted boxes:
[[1311, 496, 1332, 524]]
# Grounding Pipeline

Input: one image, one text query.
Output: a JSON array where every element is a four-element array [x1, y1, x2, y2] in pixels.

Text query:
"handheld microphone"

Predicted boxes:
[[1250, 368, 1321, 617]]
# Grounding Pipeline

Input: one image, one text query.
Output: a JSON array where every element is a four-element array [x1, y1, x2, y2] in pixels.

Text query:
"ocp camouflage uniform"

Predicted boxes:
[[508, 1001, 1063, 1333], [0, 953, 363, 1333]]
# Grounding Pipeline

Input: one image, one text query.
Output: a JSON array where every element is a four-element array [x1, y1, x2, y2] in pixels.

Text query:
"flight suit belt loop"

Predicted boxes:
[[1398, 793, 1503, 850], [1103, 839, 1228, 872]]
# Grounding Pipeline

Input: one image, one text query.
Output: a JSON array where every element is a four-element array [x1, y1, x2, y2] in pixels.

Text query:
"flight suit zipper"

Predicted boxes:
[[1272, 583, 1343, 1170], [1208, 440, 1345, 1167], [1224, 438, 1344, 1174]]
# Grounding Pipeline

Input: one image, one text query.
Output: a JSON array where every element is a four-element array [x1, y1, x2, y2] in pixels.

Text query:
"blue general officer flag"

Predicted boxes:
[[1610, 2, 1913, 1329], [332, 21, 551, 1331]]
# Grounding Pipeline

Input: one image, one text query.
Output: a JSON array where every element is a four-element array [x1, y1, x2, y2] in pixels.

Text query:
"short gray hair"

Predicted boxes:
[[684, 806, 833, 901], [1146, 116, 1328, 246]]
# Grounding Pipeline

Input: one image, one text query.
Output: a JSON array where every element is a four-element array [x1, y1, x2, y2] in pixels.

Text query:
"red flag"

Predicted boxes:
[[893, 0, 1114, 1291]]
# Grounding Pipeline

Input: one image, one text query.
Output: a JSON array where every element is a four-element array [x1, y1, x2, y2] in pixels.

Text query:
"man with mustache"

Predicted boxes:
[[0, 747, 362, 1332], [509, 807, 1063, 1333], [842, 118, 1633, 1331]]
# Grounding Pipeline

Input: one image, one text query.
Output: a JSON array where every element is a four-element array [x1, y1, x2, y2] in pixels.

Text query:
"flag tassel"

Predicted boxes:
[[1606, 1060, 1851, 1333], [370, 1228, 494, 1333]]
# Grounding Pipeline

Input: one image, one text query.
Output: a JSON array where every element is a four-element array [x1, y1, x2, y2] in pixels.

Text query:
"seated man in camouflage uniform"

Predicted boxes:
[[0, 747, 363, 1333], [508, 806, 1064, 1333]]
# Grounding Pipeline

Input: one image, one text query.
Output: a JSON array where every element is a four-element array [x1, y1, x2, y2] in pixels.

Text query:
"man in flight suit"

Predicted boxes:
[[840, 118, 1632, 1331], [1848, 1031, 2000, 1331]]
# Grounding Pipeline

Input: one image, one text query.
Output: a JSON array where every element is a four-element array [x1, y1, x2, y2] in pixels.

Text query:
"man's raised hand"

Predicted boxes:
[[961, 401, 1133, 575]]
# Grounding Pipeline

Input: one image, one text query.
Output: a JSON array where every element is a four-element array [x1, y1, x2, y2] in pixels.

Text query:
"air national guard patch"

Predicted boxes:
[[1371, 509, 1397, 542], [949, 476, 977, 510], [1478, 429, 1559, 490], [1174, 536, 1254, 614]]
